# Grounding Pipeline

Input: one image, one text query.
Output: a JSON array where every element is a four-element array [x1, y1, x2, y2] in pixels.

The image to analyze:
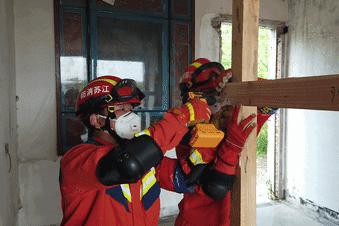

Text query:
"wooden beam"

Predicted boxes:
[[231, 0, 259, 226], [222, 74, 339, 111]]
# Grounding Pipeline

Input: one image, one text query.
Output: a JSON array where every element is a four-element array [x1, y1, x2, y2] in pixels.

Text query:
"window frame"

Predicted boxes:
[[54, 0, 194, 155], [213, 14, 288, 200]]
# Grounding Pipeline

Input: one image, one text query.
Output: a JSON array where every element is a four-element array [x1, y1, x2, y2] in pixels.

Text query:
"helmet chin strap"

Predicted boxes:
[[99, 113, 125, 144]]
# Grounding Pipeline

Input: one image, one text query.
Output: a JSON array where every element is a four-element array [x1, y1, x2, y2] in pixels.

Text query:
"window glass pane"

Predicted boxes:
[[138, 112, 164, 129], [63, 12, 84, 56], [61, 11, 87, 112], [96, 0, 164, 13], [96, 16, 165, 110], [172, 0, 190, 18], [171, 22, 190, 107], [62, 0, 86, 7]]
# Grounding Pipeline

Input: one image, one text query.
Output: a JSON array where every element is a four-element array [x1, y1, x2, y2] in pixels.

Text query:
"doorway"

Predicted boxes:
[[220, 20, 286, 204]]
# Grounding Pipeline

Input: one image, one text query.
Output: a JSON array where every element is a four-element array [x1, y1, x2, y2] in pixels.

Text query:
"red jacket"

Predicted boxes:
[[176, 188, 232, 226], [60, 137, 188, 226], [60, 137, 160, 226], [174, 109, 276, 226], [173, 145, 232, 226], [60, 111, 190, 226]]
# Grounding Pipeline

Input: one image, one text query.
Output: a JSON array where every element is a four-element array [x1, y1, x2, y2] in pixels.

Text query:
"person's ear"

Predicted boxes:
[[89, 114, 101, 128]]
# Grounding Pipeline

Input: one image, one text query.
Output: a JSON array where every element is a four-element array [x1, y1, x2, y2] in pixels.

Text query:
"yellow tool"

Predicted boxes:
[[189, 123, 224, 148], [186, 92, 225, 148]]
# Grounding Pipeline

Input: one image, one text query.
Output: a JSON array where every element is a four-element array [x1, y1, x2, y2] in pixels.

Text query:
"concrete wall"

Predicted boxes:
[[195, 0, 288, 60], [286, 0, 339, 215], [0, 0, 18, 225], [13, 0, 62, 225]]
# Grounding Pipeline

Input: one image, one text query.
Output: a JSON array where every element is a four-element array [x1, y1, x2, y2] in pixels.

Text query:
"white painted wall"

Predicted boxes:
[[13, 0, 62, 225], [286, 0, 339, 213], [195, 0, 288, 60], [0, 0, 19, 225]]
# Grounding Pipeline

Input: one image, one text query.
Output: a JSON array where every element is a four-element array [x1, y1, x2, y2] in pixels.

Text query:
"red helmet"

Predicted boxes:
[[76, 75, 145, 119], [179, 58, 232, 96]]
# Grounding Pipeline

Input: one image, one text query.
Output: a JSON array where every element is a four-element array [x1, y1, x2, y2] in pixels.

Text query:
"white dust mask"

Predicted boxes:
[[113, 111, 141, 139]]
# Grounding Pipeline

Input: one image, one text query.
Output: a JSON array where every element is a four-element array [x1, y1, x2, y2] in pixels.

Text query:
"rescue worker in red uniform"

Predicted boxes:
[[59, 75, 211, 226], [174, 58, 277, 226]]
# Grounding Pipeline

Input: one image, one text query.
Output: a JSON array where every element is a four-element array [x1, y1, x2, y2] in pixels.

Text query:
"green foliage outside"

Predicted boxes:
[[257, 28, 270, 79], [221, 23, 272, 155], [221, 23, 271, 79], [257, 123, 268, 156], [221, 24, 232, 69]]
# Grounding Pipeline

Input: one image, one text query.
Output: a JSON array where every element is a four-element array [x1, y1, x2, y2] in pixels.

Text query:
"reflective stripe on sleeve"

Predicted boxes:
[[189, 148, 206, 165], [185, 102, 195, 122], [141, 167, 157, 197], [120, 184, 131, 203]]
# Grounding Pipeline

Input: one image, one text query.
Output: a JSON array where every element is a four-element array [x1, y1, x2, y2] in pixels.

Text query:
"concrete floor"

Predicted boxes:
[[159, 156, 338, 226], [159, 202, 338, 226], [159, 201, 338, 226], [257, 201, 338, 226]]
